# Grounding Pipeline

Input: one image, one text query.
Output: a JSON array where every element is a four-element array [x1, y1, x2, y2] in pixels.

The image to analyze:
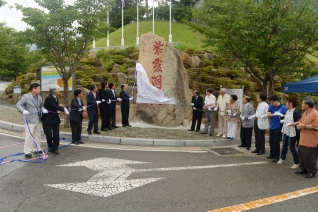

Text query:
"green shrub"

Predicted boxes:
[[226, 69, 243, 79]]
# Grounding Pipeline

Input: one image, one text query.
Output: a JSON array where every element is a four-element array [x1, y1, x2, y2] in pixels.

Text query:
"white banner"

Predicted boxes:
[[226, 88, 244, 110]]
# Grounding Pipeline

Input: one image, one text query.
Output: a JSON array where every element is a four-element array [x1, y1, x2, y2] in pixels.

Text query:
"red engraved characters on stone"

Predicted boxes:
[[152, 58, 163, 72], [151, 75, 162, 90], [153, 41, 164, 56]]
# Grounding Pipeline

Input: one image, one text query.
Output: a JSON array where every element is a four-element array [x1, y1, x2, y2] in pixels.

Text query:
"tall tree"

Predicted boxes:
[[0, 0, 6, 7], [17, 0, 112, 127], [189, 0, 318, 97], [0, 24, 29, 81]]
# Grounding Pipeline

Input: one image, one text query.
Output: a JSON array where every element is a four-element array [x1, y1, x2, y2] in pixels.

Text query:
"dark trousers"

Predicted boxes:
[[280, 134, 299, 164], [121, 107, 129, 126], [109, 108, 116, 127], [70, 120, 82, 143], [43, 122, 60, 151], [298, 145, 318, 173], [100, 107, 110, 130], [87, 112, 98, 132], [240, 124, 253, 147], [254, 119, 265, 153], [191, 110, 203, 130], [269, 127, 282, 159]]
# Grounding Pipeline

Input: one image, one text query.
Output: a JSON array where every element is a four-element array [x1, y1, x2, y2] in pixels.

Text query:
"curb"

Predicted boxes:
[[0, 120, 269, 147]]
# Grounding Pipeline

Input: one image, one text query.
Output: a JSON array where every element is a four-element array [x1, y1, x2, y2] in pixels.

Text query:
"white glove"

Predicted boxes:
[[130, 96, 133, 100], [213, 107, 218, 111], [64, 107, 69, 115], [129, 97, 133, 101], [280, 119, 285, 124], [117, 98, 122, 102], [78, 108, 83, 112], [193, 107, 196, 110], [42, 109, 48, 114], [227, 110, 232, 114], [241, 117, 246, 121], [191, 103, 194, 106], [23, 110, 30, 115], [102, 99, 106, 102], [276, 112, 284, 117], [57, 111, 60, 114], [82, 106, 86, 111], [233, 113, 237, 116], [285, 123, 292, 127], [107, 99, 111, 104], [96, 100, 101, 104], [240, 115, 243, 118], [208, 107, 212, 111], [261, 114, 268, 119], [248, 115, 256, 119]]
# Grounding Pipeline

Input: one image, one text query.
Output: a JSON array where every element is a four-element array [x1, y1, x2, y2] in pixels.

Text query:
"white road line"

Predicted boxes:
[[0, 132, 24, 139], [135, 161, 268, 172]]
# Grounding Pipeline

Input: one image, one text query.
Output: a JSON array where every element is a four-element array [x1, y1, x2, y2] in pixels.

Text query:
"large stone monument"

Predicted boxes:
[[136, 33, 192, 127]]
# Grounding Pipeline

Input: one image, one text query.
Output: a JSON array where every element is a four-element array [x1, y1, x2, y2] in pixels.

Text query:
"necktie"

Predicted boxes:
[[196, 96, 198, 101]]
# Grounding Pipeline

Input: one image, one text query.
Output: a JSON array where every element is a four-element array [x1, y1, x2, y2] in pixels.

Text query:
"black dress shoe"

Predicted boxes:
[[272, 158, 279, 162], [127, 125, 132, 127], [78, 141, 85, 144], [101, 128, 109, 132], [122, 125, 126, 127], [188, 129, 195, 131], [87, 131, 92, 135], [238, 145, 246, 147], [305, 173, 316, 178], [109, 127, 113, 130], [93, 131, 101, 134], [47, 148, 52, 152], [225, 137, 231, 139], [52, 151, 59, 155], [246, 147, 250, 150], [266, 155, 273, 159], [25, 153, 32, 157], [195, 129, 200, 132], [209, 133, 213, 136], [113, 126, 119, 128], [200, 132, 207, 134], [72, 141, 79, 145], [295, 169, 307, 174], [257, 152, 264, 155], [251, 150, 258, 153]]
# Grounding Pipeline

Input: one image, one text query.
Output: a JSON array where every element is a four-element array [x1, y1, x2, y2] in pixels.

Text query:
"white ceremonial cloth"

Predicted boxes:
[[136, 63, 176, 104]]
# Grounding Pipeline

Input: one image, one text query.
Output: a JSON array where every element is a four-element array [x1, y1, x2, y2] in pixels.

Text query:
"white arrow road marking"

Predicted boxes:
[[44, 158, 268, 198]]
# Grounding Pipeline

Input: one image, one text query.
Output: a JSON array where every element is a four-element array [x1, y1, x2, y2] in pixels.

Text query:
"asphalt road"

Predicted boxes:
[[1, 133, 318, 212]]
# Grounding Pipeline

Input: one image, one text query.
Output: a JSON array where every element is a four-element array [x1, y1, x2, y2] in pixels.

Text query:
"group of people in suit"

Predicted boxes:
[[16, 81, 133, 157], [190, 89, 318, 178]]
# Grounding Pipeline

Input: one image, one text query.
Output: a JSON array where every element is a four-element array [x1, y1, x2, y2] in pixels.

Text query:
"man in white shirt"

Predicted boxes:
[[250, 94, 269, 155], [215, 88, 230, 137], [201, 88, 216, 136]]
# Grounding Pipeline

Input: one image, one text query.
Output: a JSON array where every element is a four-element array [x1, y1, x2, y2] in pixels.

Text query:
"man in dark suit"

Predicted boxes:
[[70, 89, 86, 145], [189, 90, 203, 132], [108, 83, 121, 129], [120, 84, 133, 127], [99, 81, 110, 132], [87, 84, 101, 135], [41, 84, 69, 155]]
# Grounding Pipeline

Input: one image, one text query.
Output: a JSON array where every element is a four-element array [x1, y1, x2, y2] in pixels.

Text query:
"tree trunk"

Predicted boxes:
[[62, 77, 70, 128], [268, 73, 275, 98]]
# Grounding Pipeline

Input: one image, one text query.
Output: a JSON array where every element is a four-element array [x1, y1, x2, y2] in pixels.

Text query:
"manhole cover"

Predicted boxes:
[[210, 148, 243, 155]]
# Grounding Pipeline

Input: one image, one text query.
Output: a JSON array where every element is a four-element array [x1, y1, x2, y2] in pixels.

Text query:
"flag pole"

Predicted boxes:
[[152, 0, 154, 33], [169, 0, 172, 42], [136, 0, 139, 45], [107, 10, 110, 47], [121, 0, 124, 46]]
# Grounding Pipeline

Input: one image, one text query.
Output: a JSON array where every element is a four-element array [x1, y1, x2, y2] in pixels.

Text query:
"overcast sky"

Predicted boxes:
[[0, 0, 75, 31]]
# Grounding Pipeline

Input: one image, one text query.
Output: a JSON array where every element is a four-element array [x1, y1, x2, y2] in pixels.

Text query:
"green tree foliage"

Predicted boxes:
[[16, 0, 112, 127], [109, 0, 146, 29], [0, 0, 6, 7], [0, 23, 29, 81], [189, 0, 318, 96]]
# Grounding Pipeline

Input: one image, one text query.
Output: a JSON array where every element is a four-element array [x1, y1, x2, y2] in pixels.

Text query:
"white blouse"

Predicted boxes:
[[282, 108, 296, 137]]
